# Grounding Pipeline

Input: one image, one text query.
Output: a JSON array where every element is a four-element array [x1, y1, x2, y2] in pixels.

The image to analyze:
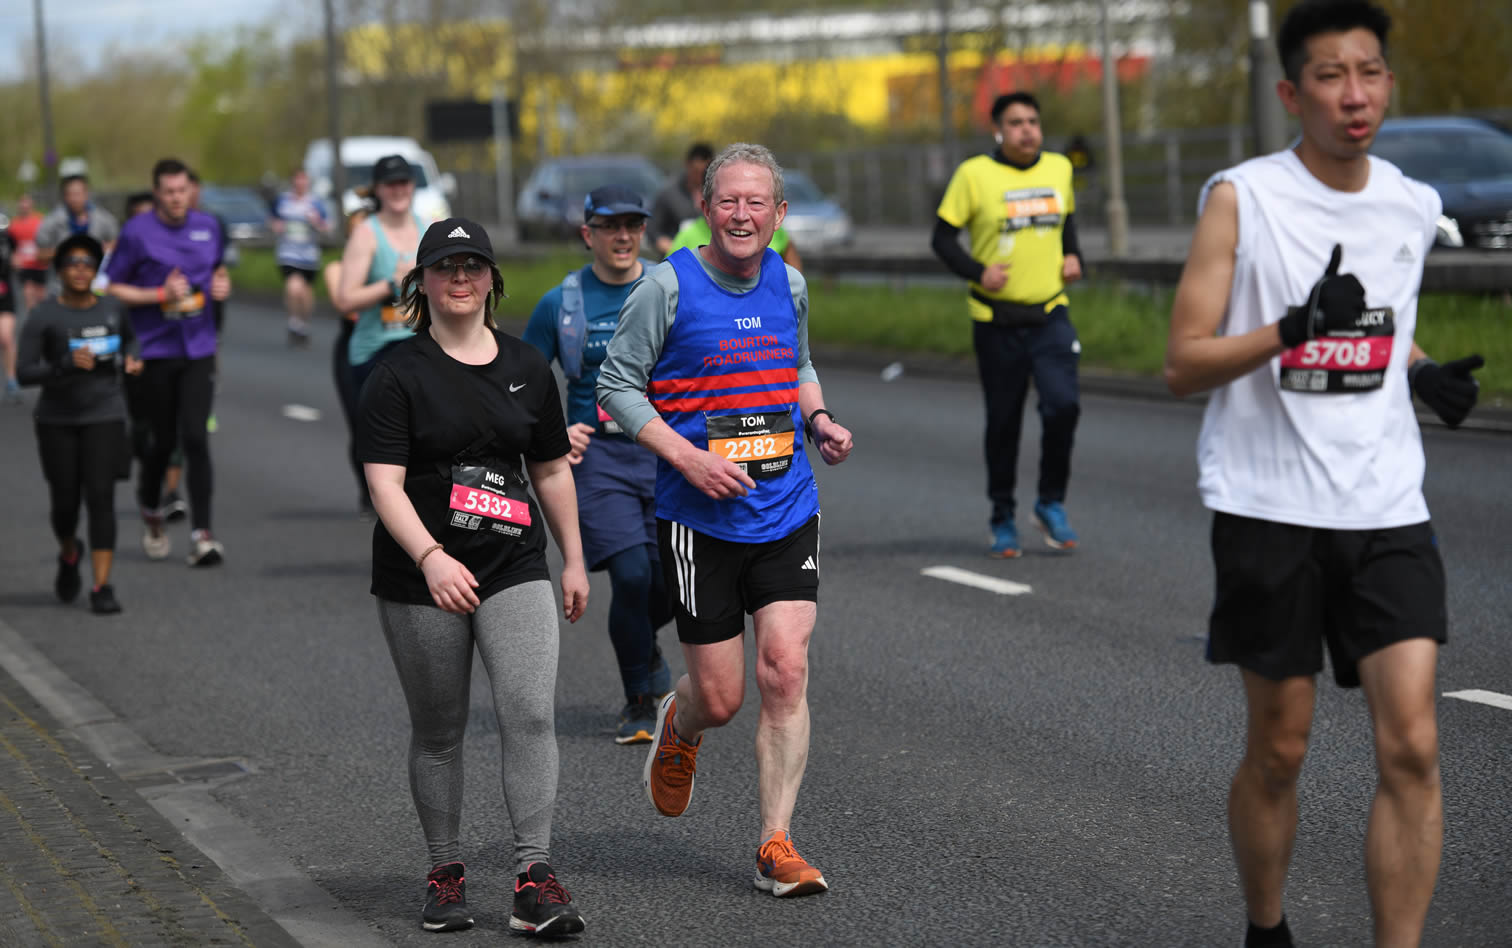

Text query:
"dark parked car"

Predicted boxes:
[[516, 155, 665, 241], [1371, 116, 1512, 250], [199, 185, 275, 246]]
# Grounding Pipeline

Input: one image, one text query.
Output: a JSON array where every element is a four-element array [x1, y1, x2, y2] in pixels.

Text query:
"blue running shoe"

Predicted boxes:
[[989, 521, 1022, 558], [615, 696, 657, 745], [1032, 501, 1078, 551]]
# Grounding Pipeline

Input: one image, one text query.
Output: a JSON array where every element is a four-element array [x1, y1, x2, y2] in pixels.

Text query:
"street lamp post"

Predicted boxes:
[[323, 0, 346, 207], [1098, 0, 1129, 257], [1248, 1, 1288, 155], [32, 0, 57, 194], [938, 0, 955, 163]]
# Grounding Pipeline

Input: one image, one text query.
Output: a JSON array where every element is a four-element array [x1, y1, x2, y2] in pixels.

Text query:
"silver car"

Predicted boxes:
[[779, 170, 853, 252]]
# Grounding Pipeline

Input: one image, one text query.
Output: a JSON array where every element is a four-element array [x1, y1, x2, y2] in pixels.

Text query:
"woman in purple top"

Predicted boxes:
[[105, 158, 231, 567]]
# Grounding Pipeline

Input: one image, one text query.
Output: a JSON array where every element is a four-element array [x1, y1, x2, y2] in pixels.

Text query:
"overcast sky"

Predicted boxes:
[[1, 0, 311, 80]]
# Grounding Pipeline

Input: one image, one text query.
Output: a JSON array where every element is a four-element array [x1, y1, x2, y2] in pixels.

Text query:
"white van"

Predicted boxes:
[[304, 136, 456, 223]]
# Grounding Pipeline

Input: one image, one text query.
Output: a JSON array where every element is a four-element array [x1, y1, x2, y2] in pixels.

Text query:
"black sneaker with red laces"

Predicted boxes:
[[510, 861, 584, 936], [421, 862, 473, 932]]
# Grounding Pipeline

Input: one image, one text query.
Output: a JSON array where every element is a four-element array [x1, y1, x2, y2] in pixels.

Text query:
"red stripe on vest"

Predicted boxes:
[[651, 387, 800, 414], [646, 367, 799, 396]]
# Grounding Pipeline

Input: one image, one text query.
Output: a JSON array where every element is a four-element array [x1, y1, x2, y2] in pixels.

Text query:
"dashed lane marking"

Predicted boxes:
[[280, 404, 322, 422], [1444, 689, 1512, 712], [921, 565, 1032, 596]]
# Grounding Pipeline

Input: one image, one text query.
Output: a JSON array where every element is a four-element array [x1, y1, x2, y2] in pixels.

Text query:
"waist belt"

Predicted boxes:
[[971, 289, 1060, 328]]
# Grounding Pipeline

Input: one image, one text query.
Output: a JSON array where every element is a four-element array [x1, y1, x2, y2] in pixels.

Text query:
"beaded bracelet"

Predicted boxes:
[[415, 543, 444, 569]]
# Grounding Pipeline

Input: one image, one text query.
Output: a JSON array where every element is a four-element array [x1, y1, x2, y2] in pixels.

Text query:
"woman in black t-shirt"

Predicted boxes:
[[16, 234, 141, 614], [358, 218, 588, 937]]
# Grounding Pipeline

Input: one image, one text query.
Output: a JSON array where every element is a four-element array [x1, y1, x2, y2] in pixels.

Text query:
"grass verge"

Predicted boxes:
[[232, 248, 1510, 397]]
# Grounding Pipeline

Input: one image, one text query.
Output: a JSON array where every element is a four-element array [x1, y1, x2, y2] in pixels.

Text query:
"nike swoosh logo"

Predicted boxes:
[[509, 382, 526, 392]]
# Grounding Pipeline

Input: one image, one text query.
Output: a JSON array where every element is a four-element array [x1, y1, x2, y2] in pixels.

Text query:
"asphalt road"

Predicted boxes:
[[0, 301, 1508, 946]]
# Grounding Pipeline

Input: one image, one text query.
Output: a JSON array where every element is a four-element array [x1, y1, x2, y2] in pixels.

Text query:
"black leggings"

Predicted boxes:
[[332, 320, 367, 501], [35, 421, 124, 551], [135, 356, 215, 530]]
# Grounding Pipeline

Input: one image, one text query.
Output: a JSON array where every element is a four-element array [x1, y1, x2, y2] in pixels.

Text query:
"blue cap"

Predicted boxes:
[[584, 184, 651, 222]]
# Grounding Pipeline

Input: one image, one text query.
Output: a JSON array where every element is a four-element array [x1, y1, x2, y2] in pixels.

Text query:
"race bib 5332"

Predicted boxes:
[[448, 465, 532, 541]]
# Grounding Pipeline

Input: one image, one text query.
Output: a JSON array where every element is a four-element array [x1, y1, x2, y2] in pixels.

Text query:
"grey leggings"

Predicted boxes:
[[378, 580, 560, 872]]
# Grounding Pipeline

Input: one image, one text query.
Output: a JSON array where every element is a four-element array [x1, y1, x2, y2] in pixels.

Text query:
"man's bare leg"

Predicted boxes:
[[673, 635, 745, 740], [751, 600, 815, 836], [1231, 671, 1316, 929], [1359, 638, 1442, 948]]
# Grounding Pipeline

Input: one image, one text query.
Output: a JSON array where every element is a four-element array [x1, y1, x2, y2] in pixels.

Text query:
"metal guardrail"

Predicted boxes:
[[801, 249, 1512, 293]]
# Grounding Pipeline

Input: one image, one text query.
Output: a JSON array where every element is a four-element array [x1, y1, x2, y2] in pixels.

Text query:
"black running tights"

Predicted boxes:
[[35, 421, 123, 551], [135, 356, 215, 530]]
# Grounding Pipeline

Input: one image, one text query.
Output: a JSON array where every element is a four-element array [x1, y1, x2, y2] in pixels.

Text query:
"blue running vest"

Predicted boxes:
[[651, 248, 819, 542]]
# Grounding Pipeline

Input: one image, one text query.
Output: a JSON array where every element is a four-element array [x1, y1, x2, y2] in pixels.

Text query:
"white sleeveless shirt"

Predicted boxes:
[[1194, 150, 1441, 529]]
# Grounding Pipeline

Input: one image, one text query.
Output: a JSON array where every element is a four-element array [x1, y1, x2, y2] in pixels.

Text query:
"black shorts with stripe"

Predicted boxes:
[[657, 514, 820, 645]]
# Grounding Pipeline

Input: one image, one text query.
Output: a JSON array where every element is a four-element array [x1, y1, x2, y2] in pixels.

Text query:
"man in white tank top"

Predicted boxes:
[[1164, 3, 1484, 947]]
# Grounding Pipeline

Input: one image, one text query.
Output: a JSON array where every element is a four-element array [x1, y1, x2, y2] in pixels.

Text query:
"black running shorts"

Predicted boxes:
[[657, 514, 820, 645], [1207, 512, 1447, 688], [17, 269, 46, 286], [279, 265, 319, 284]]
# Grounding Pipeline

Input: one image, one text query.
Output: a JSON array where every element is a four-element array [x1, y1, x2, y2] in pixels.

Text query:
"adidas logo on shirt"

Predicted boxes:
[[801, 556, 817, 571], [1394, 243, 1415, 264], [447, 226, 470, 238]]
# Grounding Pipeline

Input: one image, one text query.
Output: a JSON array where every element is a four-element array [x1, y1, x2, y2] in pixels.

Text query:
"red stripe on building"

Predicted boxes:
[[651, 387, 801, 413], [647, 367, 798, 396]]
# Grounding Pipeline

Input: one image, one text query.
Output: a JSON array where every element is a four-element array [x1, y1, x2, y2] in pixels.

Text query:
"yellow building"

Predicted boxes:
[[343, 7, 1157, 154]]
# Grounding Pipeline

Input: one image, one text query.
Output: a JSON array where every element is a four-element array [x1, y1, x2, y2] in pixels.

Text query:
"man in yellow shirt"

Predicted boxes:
[[932, 91, 1084, 558]]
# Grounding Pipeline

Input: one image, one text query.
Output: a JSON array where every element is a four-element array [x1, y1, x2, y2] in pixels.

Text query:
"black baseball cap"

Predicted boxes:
[[53, 233, 104, 271], [417, 218, 495, 268], [583, 185, 651, 222], [372, 155, 414, 185]]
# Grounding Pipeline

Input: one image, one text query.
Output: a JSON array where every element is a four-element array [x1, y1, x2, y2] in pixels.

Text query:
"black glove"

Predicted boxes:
[[1410, 355, 1484, 429], [1277, 244, 1366, 349]]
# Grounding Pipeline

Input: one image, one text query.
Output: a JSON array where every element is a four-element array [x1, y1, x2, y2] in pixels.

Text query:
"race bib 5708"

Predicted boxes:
[[1279, 307, 1395, 394]]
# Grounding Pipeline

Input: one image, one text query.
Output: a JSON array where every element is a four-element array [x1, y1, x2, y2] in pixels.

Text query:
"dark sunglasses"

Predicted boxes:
[[427, 256, 490, 276], [587, 218, 647, 234], [61, 255, 97, 268]]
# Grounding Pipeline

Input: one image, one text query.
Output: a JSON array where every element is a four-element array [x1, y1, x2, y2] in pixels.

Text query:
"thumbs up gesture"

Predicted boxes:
[[1278, 244, 1367, 349]]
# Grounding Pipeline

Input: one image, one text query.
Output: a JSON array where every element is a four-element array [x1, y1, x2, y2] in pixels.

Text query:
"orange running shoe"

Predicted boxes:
[[643, 693, 700, 816], [754, 831, 829, 897]]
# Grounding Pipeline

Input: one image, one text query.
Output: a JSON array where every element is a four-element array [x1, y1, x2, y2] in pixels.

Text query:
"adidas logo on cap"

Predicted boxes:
[[448, 226, 470, 239]]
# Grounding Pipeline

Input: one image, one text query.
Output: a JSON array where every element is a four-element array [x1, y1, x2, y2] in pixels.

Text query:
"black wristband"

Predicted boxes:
[[805, 408, 836, 439]]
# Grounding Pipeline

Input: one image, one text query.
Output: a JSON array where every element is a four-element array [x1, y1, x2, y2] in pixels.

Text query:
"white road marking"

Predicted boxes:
[[281, 404, 322, 422], [1444, 689, 1512, 712], [922, 565, 1032, 596]]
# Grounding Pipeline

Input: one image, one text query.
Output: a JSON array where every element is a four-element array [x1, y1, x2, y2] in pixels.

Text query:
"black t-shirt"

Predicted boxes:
[[358, 328, 570, 604]]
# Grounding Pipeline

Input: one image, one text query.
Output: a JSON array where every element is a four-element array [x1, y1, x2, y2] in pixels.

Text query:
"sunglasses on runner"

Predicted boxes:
[[61, 255, 97, 268], [587, 218, 647, 234], [426, 256, 490, 277]]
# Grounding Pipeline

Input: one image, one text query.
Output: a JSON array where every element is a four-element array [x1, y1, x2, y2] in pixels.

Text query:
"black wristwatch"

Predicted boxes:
[[805, 408, 836, 441]]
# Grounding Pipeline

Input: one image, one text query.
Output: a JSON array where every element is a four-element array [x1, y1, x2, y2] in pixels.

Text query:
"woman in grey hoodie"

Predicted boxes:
[[17, 234, 142, 614]]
